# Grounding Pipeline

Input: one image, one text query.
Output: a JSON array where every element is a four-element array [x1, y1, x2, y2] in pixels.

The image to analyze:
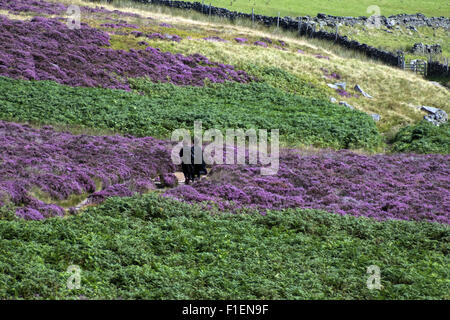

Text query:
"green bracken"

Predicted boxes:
[[392, 121, 450, 154], [0, 193, 448, 299], [0, 76, 382, 150]]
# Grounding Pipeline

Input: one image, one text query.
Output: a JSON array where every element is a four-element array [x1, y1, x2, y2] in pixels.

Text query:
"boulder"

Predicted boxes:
[[328, 82, 346, 90], [354, 84, 373, 98], [335, 82, 346, 90], [327, 83, 339, 89], [339, 101, 354, 110], [411, 43, 442, 55], [371, 114, 381, 122], [421, 106, 440, 114], [421, 106, 448, 126]]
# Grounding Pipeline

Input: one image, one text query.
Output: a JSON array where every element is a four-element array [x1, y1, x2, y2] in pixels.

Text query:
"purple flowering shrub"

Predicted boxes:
[[0, 121, 175, 220], [259, 37, 273, 44], [0, 16, 252, 90], [0, 0, 66, 15], [159, 22, 173, 28], [0, 0, 141, 17], [165, 150, 450, 224], [234, 38, 248, 43], [273, 45, 287, 51], [321, 68, 341, 80], [336, 89, 353, 98], [82, 7, 142, 18], [315, 54, 330, 60], [146, 32, 182, 42], [253, 41, 268, 47], [100, 23, 139, 29], [160, 173, 178, 188], [203, 36, 229, 43]]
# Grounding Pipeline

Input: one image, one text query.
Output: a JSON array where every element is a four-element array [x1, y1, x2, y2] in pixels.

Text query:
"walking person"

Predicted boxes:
[[192, 138, 207, 180], [179, 139, 195, 185]]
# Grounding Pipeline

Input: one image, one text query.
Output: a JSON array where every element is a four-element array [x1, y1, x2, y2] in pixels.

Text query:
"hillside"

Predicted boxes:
[[0, 0, 448, 300]]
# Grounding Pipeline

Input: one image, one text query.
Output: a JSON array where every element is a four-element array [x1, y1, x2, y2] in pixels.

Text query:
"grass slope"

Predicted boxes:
[[0, 194, 448, 299]]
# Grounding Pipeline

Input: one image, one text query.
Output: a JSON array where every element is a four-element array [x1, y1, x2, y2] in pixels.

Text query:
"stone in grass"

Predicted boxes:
[[354, 84, 373, 98], [330, 97, 337, 103], [327, 82, 346, 90], [335, 82, 346, 90], [327, 83, 338, 90], [339, 101, 354, 110], [421, 106, 440, 114], [411, 43, 442, 55], [421, 106, 448, 126], [371, 114, 381, 122]]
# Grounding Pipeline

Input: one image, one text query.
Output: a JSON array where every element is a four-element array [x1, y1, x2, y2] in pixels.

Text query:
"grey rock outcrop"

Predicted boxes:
[[421, 106, 448, 126], [371, 114, 381, 122], [328, 82, 346, 90], [354, 85, 373, 98], [411, 43, 442, 55], [339, 101, 354, 110]]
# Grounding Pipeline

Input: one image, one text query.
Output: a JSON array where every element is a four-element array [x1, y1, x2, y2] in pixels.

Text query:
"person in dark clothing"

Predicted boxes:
[[192, 143, 207, 179], [179, 138, 207, 184], [180, 141, 194, 185]]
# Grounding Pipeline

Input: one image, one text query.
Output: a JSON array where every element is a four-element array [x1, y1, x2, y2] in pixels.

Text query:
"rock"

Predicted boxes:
[[421, 106, 440, 114], [330, 97, 337, 103], [335, 82, 346, 90], [327, 83, 339, 90], [328, 82, 346, 90], [354, 84, 373, 98], [421, 106, 448, 126], [411, 43, 442, 55], [429, 81, 444, 88], [339, 101, 354, 110], [371, 114, 381, 122]]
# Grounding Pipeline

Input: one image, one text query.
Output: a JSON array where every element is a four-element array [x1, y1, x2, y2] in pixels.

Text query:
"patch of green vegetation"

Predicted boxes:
[[0, 193, 448, 299], [0, 76, 382, 150], [30, 188, 90, 210], [391, 121, 450, 154], [29, 179, 102, 209], [244, 64, 328, 99]]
